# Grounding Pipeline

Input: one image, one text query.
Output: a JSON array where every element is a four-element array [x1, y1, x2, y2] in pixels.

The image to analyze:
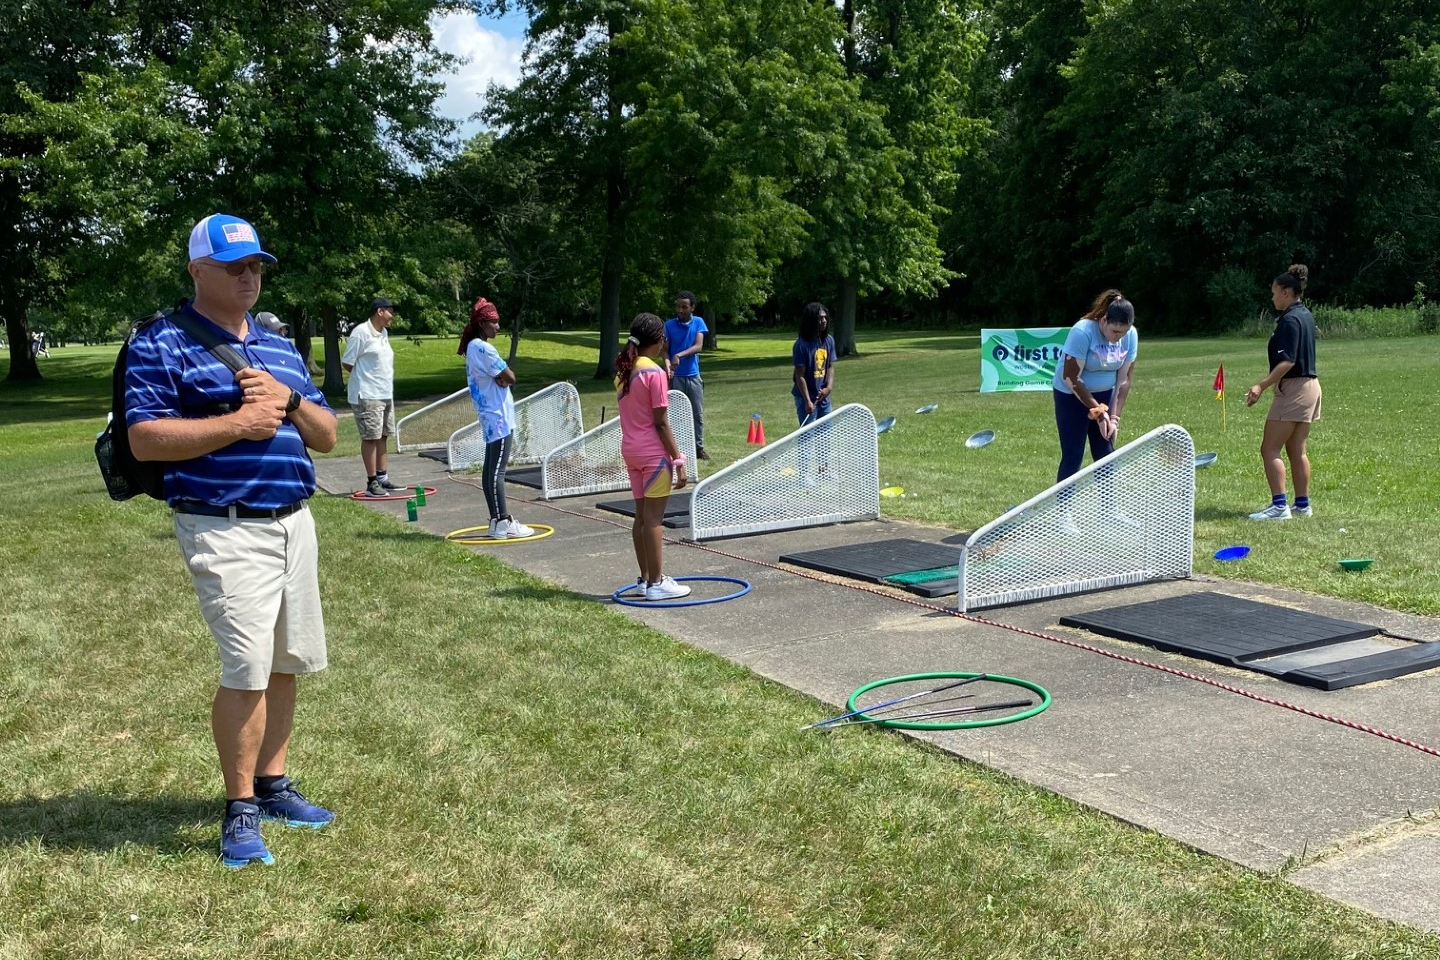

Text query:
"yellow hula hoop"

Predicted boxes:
[[445, 523, 555, 545]]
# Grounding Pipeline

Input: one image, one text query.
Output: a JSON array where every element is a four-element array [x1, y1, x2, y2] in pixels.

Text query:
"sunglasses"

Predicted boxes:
[[204, 259, 269, 277]]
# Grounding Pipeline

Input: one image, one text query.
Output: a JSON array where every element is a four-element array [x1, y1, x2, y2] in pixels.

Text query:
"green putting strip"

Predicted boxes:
[[883, 566, 955, 585]]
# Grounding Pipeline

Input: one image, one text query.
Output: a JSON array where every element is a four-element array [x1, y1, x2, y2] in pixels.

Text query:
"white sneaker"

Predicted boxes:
[[1057, 513, 1081, 536], [645, 576, 692, 601], [486, 518, 502, 538], [1249, 504, 1292, 521], [498, 518, 536, 538], [1293, 505, 1312, 518]]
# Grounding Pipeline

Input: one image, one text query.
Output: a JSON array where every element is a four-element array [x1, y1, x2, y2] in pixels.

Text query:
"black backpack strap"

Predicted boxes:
[[165, 308, 249, 375]]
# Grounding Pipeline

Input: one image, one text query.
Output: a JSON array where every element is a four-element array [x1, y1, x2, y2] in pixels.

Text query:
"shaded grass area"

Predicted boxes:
[[0, 438, 1436, 957]]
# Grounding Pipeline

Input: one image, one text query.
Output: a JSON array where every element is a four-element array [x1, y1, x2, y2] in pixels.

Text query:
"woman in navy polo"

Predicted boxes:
[[1244, 264, 1320, 521]]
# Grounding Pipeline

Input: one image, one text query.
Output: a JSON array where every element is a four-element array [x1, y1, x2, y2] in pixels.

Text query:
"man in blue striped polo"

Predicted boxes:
[[126, 213, 339, 869]]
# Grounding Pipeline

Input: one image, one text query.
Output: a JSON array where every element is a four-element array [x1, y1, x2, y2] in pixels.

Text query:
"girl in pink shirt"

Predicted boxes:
[[616, 313, 690, 601]]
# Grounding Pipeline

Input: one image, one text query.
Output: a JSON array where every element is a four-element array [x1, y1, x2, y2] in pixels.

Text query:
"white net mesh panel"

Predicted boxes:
[[540, 391, 696, 499], [395, 388, 471, 452], [957, 423, 1195, 612], [688, 403, 880, 541], [448, 382, 584, 472]]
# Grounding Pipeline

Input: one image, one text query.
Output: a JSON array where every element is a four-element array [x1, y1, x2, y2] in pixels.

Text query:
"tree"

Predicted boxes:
[[482, 0, 880, 375], [3, 1, 463, 386], [805, 0, 983, 356]]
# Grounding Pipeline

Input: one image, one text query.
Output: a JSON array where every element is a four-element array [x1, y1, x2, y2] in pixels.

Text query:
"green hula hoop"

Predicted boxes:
[[845, 671, 1051, 730]]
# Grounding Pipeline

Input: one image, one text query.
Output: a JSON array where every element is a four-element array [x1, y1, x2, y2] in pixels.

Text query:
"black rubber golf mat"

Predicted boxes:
[[779, 538, 962, 599], [1060, 591, 1440, 690], [596, 492, 693, 529], [503, 465, 543, 489]]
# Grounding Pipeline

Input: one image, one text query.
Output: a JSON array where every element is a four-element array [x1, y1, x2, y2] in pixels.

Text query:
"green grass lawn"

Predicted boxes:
[[1, 333, 1438, 958]]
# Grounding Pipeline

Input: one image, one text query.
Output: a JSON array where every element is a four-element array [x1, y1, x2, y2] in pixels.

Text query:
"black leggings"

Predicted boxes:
[[483, 434, 513, 520], [1054, 387, 1114, 483]]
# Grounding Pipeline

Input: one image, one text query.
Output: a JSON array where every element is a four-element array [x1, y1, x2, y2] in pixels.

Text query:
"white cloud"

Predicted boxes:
[[430, 12, 525, 140]]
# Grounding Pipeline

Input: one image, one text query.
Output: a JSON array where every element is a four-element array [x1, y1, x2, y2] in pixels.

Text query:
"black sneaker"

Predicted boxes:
[[696, 448, 711, 461], [376, 475, 399, 491], [365, 479, 387, 498]]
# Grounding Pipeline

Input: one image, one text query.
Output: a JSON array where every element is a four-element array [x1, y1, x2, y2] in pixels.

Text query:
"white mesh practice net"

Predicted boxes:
[[688, 403, 880, 541], [957, 423, 1195, 611], [540, 391, 696, 499], [395, 388, 471, 452], [448, 382, 584, 471]]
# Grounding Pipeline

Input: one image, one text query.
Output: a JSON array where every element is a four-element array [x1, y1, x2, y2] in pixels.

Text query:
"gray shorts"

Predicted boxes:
[[353, 398, 396, 440], [174, 505, 328, 690]]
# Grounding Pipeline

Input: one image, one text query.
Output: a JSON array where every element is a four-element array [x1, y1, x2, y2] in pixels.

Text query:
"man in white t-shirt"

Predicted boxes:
[[342, 297, 397, 497]]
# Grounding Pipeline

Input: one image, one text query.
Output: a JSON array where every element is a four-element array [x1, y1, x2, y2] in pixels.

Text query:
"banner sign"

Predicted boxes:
[[979, 327, 1069, 393]]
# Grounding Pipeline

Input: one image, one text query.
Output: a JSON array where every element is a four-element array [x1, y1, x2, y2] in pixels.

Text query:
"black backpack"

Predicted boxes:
[[96, 307, 248, 502]]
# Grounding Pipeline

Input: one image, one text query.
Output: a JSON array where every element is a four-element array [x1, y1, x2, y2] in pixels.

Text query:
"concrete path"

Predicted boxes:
[[316, 452, 1440, 933]]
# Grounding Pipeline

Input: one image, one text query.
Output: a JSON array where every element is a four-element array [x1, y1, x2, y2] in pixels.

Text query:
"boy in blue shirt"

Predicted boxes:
[[664, 290, 709, 460]]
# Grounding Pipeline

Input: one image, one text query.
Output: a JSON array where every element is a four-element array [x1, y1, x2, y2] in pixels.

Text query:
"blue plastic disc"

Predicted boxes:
[[611, 575, 752, 608], [1214, 545, 1250, 562]]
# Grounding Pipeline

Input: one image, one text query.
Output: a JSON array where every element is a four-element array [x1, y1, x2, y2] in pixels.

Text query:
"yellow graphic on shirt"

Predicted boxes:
[[813, 347, 828, 382]]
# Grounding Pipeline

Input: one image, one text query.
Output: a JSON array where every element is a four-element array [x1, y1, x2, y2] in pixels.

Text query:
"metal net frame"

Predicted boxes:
[[956, 423, 1195, 612], [448, 382, 584, 472], [395, 388, 471, 452], [539, 391, 696, 499], [688, 403, 881, 541]]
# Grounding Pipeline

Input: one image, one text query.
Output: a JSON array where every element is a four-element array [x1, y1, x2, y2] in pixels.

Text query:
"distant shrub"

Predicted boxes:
[[1237, 302, 1435, 339]]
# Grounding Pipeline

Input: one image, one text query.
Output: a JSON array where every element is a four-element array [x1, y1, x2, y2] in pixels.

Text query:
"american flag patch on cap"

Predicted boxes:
[[223, 222, 256, 244]]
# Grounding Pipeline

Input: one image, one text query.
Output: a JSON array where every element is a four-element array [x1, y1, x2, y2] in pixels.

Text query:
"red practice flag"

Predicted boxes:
[[1213, 365, 1224, 400]]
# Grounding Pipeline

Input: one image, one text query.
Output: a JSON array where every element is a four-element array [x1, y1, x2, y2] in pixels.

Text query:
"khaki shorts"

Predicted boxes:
[[174, 505, 328, 690], [1268, 377, 1322, 423], [353, 398, 395, 440]]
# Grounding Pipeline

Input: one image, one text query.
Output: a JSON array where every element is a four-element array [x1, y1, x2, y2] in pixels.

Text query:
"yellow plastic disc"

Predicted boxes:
[[446, 523, 555, 545], [879, 486, 905, 498]]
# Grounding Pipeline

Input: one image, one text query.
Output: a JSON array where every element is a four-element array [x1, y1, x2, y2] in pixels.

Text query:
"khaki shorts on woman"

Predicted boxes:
[[1267, 376, 1322, 422]]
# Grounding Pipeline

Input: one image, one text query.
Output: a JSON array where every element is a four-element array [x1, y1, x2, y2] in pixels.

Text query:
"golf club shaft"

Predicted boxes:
[[802, 674, 989, 730], [825, 698, 1032, 729]]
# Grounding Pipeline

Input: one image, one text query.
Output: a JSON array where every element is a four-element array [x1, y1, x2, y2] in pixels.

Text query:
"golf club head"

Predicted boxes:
[[966, 429, 996, 449]]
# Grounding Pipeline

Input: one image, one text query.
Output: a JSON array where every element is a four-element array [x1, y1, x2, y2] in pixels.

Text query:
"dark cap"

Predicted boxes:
[[371, 297, 395, 313], [1105, 298, 1135, 325]]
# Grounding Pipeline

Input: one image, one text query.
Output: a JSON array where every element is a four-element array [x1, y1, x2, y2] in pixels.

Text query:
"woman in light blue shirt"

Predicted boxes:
[[1052, 289, 1138, 482]]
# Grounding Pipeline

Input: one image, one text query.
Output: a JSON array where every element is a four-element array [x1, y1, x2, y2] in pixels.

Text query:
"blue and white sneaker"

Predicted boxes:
[[1293, 504, 1313, 518], [255, 776, 335, 829], [220, 802, 274, 869], [1249, 504, 1292, 521]]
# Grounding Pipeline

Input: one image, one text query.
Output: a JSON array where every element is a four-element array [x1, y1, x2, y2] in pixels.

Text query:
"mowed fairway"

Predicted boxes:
[[1, 332, 1437, 958]]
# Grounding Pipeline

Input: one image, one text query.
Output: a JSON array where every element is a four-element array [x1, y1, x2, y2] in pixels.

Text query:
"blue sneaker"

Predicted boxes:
[[255, 776, 335, 829], [220, 802, 274, 869]]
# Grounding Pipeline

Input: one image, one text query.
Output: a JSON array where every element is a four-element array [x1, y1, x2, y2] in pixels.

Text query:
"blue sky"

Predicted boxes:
[[430, 10, 530, 140]]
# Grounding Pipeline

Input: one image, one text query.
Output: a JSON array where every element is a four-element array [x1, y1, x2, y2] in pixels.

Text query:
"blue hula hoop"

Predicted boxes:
[[611, 575, 752, 608]]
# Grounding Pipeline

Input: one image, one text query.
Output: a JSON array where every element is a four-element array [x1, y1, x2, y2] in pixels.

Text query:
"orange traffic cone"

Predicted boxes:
[[747, 413, 766, 445]]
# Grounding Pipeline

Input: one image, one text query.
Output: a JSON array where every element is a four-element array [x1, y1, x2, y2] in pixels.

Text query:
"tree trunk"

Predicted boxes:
[[508, 284, 526, 366], [595, 209, 623, 378], [3, 304, 39, 382], [295, 306, 313, 370], [594, 11, 626, 380], [836, 277, 859, 357], [0, 177, 38, 381], [321, 304, 345, 396]]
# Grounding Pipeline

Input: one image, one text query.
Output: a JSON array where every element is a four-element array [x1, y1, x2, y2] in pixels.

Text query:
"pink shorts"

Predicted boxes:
[[626, 458, 675, 500]]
